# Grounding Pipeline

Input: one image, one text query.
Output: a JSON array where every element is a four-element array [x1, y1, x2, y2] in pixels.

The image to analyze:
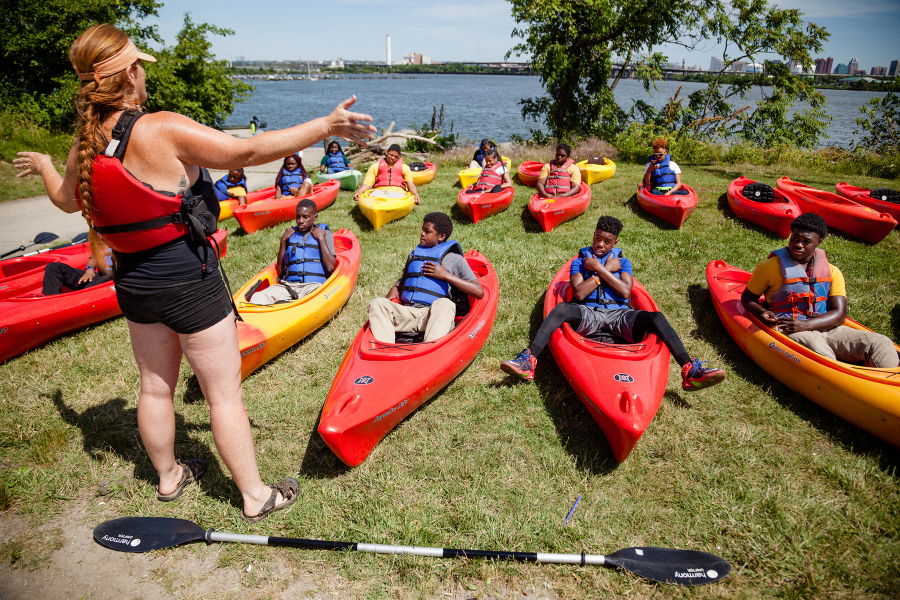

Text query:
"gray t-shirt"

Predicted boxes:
[[400, 250, 477, 307]]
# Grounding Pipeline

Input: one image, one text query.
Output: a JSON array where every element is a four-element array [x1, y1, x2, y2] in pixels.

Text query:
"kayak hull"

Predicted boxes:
[[545, 262, 670, 462], [706, 260, 900, 447], [318, 250, 499, 466], [315, 170, 363, 191], [456, 186, 515, 223], [516, 161, 543, 187], [233, 180, 340, 234], [0, 242, 92, 301], [726, 177, 802, 239], [835, 182, 900, 224], [528, 183, 592, 232], [776, 177, 897, 244], [0, 229, 228, 364], [457, 157, 511, 188], [410, 162, 437, 187], [575, 159, 616, 185], [357, 187, 416, 229], [636, 184, 698, 228], [233, 229, 360, 379], [219, 186, 277, 221]]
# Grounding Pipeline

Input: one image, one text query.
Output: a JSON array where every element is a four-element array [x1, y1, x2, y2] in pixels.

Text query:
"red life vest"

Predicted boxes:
[[545, 159, 575, 193], [768, 248, 832, 320], [473, 163, 504, 191], [374, 158, 407, 189]]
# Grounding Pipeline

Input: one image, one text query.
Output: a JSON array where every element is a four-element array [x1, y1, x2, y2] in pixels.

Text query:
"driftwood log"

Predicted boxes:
[[346, 120, 446, 166]]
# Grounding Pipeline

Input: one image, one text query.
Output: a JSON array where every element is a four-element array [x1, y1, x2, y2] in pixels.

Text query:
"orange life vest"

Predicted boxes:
[[545, 159, 575, 193], [374, 158, 407, 189]]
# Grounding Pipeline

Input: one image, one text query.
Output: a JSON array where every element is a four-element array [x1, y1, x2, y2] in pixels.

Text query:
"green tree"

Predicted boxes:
[[144, 14, 252, 128], [854, 93, 899, 156], [0, 0, 162, 130]]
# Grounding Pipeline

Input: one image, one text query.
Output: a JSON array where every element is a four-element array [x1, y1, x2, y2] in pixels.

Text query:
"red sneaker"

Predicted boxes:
[[681, 358, 726, 391], [500, 350, 537, 381]]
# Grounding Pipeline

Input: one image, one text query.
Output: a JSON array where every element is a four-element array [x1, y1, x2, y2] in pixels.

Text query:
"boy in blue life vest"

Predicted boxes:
[[248, 199, 336, 305], [367, 212, 484, 343], [469, 138, 497, 169], [642, 137, 689, 196], [537, 144, 582, 199], [214, 168, 248, 205], [740, 213, 898, 368], [501, 216, 726, 389]]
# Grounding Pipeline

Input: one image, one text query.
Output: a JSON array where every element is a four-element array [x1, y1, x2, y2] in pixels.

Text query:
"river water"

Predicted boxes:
[[224, 75, 888, 149]]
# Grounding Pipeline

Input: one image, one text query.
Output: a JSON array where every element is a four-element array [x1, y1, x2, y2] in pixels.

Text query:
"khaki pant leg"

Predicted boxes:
[[422, 298, 457, 342], [367, 298, 422, 343], [787, 330, 837, 361], [286, 281, 322, 298], [825, 325, 900, 368], [249, 283, 295, 305]]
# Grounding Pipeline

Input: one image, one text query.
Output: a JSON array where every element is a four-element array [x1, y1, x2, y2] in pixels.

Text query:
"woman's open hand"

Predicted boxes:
[[329, 96, 376, 146], [13, 152, 53, 178]]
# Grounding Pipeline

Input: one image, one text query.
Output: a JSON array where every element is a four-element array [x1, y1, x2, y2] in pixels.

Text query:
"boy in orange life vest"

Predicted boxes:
[[740, 213, 898, 368], [249, 199, 336, 305], [537, 143, 581, 198], [642, 137, 688, 196], [464, 148, 512, 194], [354, 143, 421, 204], [367, 212, 483, 343]]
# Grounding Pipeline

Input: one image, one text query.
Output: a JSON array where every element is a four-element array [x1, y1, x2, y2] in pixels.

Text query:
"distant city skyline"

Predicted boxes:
[[145, 1, 900, 72]]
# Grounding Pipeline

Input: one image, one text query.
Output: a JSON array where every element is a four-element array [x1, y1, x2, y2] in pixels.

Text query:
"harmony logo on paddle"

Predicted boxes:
[[675, 568, 717, 580], [354, 375, 374, 385], [613, 373, 634, 383], [101, 534, 135, 546]]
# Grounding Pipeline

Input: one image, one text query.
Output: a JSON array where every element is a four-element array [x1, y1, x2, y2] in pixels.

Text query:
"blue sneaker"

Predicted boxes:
[[681, 358, 726, 391], [501, 350, 537, 381]]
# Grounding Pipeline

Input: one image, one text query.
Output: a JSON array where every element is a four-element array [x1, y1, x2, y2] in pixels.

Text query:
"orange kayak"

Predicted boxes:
[[456, 186, 515, 223], [528, 183, 592, 232], [232, 179, 340, 234]]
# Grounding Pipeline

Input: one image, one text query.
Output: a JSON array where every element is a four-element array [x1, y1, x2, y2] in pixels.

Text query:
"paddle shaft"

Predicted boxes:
[[208, 531, 604, 565]]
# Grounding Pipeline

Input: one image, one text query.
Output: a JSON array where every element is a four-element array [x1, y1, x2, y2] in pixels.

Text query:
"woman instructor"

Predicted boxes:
[[14, 24, 376, 522]]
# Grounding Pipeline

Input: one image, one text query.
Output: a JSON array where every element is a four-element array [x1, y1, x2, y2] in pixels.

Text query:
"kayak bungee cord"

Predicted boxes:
[[94, 516, 731, 586]]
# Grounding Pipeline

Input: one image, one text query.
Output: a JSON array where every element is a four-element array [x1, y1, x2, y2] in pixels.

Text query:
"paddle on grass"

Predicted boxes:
[[94, 517, 731, 586], [1, 231, 59, 258]]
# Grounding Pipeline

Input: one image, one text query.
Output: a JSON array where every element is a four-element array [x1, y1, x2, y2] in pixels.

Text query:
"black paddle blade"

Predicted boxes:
[[34, 232, 59, 244], [71, 232, 90, 244], [93, 517, 206, 553], [605, 547, 731, 586]]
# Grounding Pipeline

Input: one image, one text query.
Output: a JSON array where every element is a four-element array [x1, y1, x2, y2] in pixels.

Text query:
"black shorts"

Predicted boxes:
[[115, 270, 233, 334]]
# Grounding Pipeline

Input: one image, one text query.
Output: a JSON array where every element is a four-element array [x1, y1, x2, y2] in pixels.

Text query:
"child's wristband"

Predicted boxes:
[[592, 275, 601, 286]]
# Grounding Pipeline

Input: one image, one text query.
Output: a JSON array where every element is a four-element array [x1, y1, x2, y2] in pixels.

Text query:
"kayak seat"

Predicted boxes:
[[245, 279, 268, 301], [870, 187, 900, 204], [587, 156, 607, 165], [584, 332, 630, 344], [409, 162, 427, 172], [742, 182, 775, 203]]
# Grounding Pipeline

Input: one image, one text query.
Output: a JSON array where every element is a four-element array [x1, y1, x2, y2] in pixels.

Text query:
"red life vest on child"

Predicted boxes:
[[374, 158, 407, 189], [768, 247, 832, 320], [545, 159, 575, 193], [472, 163, 504, 191]]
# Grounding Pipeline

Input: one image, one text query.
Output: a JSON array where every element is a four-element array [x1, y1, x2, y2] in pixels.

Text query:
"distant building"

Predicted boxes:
[[834, 63, 848, 74], [824, 57, 833, 74], [329, 58, 345, 69], [402, 52, 432, 66], [745, 62, 764, 74], [848, 58, 859, 74], [731, 61, 748, 73], [839, 77, 877, 85], [871, 66, 887, 76], [890, 60, 899, 77], [710, 57, 724, 71], [814, 57, 833, 74]]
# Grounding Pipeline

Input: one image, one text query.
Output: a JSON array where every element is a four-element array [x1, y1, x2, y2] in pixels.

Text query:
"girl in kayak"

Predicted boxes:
[[464, 148, 512, 194], [500, 215, 726, 390], [214, 168, 248, 205], [643, 138, 688, 196], [537, 144, 582, 199], [354, 144, 421, 204], [42, 246, 113, 295], [14, 23, 375, 522], [275, 154, 313, 199], [320, 140, 350, 173], [469, 138, 497, 169]]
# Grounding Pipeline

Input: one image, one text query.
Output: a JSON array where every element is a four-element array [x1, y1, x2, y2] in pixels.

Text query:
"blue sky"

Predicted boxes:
[[146, 1, 900, 72]]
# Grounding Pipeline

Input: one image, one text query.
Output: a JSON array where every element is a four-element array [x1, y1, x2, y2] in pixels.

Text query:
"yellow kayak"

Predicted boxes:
[[457, 156, 511, 188], [357, 187, 415, 229], [234, 229, 361, 379], [576, 159, 616, 185], [410, 162, 437, 186]]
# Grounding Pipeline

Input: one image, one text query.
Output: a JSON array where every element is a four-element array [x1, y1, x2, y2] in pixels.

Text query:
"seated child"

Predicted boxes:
[[501, 215, 726, 390], [465, 148, 512, 194], [43, 245, 113, 296], [367, 212, 484, 343], [469, 138, 497, 169], [274, 154, 313, 199], [537, 144, 582, 198], [248, 199, 336, 305], [643, 137, 689, 196], [214, 168, 248, 205], [740, 213, 899, 368], [354, 144, 420, 204], [320, 141, 350, 174]]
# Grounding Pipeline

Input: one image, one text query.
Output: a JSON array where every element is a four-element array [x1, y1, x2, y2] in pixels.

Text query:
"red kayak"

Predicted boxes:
[[636, 184, 698, 228], [528, 183, 592, 232], [835, 182, 900, 224], [726, 177, 802, 238], [0, 229, 228, 364], [777, 177, 897, 244], [219, 186, 278, 221], [544, 260, 670, 462], [517, 161, 543, 187], [318, 250, 499, 466], [233, 179, 340, 234], [456, 186, 515, 223], [0, 242, 92, 301]]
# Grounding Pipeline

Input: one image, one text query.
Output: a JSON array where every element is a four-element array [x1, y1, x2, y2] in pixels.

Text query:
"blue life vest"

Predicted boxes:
[[325, 152, 347, 172], [400, 240, 463, 306], [649, 154, 677, 190], [281, 224, 331, 284], [768, 247, 832, 320], [214, 174, 247, 201], [578, 247, 631, 310], [280, 169, 307, 195]]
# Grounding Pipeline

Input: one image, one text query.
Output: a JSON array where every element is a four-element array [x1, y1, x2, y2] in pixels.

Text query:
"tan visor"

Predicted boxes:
[[75, 40, 157, 85]]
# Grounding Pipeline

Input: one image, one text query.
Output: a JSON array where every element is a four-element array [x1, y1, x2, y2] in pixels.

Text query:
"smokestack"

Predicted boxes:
[[386, 34, 391, 67]]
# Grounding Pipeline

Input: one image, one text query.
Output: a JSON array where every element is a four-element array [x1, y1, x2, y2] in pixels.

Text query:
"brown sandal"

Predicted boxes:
[[241, 477, 300, 523], [156, 459, 207, 502]]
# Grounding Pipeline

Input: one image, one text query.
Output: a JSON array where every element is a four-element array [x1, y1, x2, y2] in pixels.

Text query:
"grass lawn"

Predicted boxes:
[[1, 154, 898, 598]]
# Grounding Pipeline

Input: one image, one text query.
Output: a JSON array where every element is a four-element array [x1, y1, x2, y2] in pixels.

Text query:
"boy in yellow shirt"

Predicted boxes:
[[536, 143, 581, 198], [354, 144, 420, 204]]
